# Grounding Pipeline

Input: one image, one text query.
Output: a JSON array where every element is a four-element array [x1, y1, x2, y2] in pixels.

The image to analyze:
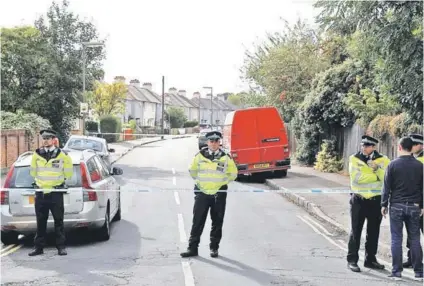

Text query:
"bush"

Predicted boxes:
[[99, 115, 120, 143], [1, 110, 51, 138], [314, 138, 344, 173], [85, 120, 99, 133], [183, 120, 198, 128]]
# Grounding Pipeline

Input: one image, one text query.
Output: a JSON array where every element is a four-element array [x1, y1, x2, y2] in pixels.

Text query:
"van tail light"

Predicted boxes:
[[1, 166, 15, 205], [284, 147, 289, 153], [231, 153, 238, 158], [80, 162, 98, 202]]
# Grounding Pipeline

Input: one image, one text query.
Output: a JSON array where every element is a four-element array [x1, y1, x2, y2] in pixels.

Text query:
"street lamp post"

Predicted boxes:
[[81, 41, 104, 135], [203, 86, 213, 126]]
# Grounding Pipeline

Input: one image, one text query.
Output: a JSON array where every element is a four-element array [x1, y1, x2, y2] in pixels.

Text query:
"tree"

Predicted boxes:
[[314, 0, 423, 124], [167, 107, 187, 128], [227, 94, 242, 106], [88, 81, 127, 117]]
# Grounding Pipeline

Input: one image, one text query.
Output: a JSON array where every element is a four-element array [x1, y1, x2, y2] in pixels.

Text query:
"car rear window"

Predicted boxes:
[[66, 139, 104, 152], [9, 165, 82, 188]]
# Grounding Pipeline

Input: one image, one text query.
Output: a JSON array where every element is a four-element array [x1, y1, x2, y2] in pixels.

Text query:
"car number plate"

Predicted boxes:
[[253, 163, 270, 169], [28, 195, 35, 205]]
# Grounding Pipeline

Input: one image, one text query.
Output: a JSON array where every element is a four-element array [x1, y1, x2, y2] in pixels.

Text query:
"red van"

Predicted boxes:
[[222, 107, 291, 178]]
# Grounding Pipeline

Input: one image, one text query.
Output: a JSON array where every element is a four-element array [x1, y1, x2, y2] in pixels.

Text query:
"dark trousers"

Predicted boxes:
[[389, 203, 423, 275], [406, 215, 423, 261], [347, 194, 382, 263], [34, 192, 65, 249], [188, 187, 227, 250]]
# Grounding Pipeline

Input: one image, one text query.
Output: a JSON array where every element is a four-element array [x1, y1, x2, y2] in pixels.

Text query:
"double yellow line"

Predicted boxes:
[[0, 244, 22, 257]]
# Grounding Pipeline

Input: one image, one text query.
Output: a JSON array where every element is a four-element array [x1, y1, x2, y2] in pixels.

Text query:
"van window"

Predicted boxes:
[[9, 165, 82, 188], [224, 111, 235, 125]]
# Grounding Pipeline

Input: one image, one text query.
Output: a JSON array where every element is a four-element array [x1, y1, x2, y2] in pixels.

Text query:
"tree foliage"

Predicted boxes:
[[1, 110, 51, 138], [88, 81, 127, 117], [167, 107, 187, 128]]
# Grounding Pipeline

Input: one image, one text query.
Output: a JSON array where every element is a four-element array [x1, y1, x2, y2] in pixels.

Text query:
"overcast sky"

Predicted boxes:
[[1, 0, 317, 97]]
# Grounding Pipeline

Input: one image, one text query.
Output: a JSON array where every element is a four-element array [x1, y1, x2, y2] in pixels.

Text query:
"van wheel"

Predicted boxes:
[[113, 192, 121, 221], [274, 170, 287, 178], [1, 231, 19, 245], [98, 207, 110, 241]]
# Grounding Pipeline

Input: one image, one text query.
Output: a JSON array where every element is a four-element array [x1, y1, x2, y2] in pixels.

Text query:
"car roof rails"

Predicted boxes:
[[16, 151, 34, 162]]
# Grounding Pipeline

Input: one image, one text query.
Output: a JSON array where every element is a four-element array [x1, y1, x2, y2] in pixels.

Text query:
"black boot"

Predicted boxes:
[[403, 259, 412, 268], [58, 248, 67, 256], [28, 248, 44, 256], [180, 248, 198, 258], [348, 262, 361, 272], [364, 260, 385, 270], [210, 249, 218, 258]]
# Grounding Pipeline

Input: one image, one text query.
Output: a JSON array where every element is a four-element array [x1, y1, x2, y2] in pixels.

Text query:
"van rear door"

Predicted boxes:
[[256, 108, 288, 164], [230, 109, 261, 165], [8, 165, 84, 216]]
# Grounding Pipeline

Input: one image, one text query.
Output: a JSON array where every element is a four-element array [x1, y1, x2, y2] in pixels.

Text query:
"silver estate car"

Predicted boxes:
[[1, 149, 123, 245]]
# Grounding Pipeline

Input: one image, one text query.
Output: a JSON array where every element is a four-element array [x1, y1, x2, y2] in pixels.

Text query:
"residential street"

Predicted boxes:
[[1, 137, 421, 285]]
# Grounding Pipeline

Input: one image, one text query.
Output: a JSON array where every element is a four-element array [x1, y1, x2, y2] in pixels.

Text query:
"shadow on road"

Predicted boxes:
[[5, 219, 142, 285]]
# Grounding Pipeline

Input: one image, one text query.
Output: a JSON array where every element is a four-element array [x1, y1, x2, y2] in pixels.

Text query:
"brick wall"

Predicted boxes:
[[1, 129, 43, 171]]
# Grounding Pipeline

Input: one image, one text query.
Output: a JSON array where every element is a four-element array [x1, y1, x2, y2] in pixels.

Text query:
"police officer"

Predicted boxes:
[[347, 135, 390, 272], [403, 133, 424, 268], [181, 131, 238, 258], [28, 129, 73, 256]]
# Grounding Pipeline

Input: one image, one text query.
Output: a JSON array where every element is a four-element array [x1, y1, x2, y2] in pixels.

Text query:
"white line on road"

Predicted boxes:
[[181, 261, 195, 286], [174, 191, 180, 205], [172, 168, 176, 174], [297, 215, 417, 280], [302, 215, 334, 236], [173, 177, 177, 185], [178, 213, 187, 243]]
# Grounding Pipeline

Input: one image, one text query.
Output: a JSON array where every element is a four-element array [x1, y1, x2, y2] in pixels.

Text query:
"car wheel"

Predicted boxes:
[[1, 231, 19, 245], [97, 207, 110, 241], [113, 192, 121, 222]]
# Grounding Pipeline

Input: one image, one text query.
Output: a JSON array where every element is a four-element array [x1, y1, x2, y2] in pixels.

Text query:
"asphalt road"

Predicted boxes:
[[1, 137, 421, 285]]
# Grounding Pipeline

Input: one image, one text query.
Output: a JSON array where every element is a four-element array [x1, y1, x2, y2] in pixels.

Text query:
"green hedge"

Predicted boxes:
[[85, 120, 99, 133], [99, 115, 120, 143]]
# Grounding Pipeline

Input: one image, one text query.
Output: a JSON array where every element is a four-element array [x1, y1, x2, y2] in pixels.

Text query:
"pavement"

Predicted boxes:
[[1, 137, 421, 285], [265, 165, 424, 266]]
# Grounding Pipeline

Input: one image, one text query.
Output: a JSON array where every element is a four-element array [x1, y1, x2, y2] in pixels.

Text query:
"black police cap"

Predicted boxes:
[[361, 135, 378, 146], [409, 133, 423, 144], [40, 129, 57, 138], [205, 131, 222, 140]]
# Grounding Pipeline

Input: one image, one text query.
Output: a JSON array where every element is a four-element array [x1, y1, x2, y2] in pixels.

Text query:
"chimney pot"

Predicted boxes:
[[168, 87, 177, 95], [142, 82, 152, 90], [177, 89, 187, 97], [129, 79, 140, 87], [114, 76, 126, 83]]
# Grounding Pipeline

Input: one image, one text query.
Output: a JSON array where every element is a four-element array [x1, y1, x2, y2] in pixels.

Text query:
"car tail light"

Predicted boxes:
[[80, 162, 98, 202], [284, 147, 289, 153], [1, 166, 14, 205]]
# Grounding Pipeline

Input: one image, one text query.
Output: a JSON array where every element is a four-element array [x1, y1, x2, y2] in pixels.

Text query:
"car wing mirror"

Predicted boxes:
[[111, 167, 123, 175], [108, 148, 115, 153]]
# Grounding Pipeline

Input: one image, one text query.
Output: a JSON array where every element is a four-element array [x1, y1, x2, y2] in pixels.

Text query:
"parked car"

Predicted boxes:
[[222, 106, 291, 179], [63, 135, 115, 172], [198, 129, 211, 149], [0, 149, 123, 245]]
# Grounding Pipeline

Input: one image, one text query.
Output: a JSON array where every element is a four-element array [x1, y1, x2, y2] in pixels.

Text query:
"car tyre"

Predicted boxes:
[[1, 231, 19, 245], [113, 192, 121, 222], [97, 207, 110, 241]]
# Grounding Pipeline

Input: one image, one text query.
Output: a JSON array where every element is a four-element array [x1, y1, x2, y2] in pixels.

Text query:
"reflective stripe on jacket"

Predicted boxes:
[[348, 153, 390, 199], [30, 149, 73, 193], [188, 150, 238, 195]]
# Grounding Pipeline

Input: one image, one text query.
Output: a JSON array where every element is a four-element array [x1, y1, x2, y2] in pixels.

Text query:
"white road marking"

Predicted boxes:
[[297, 215, 417, 280], [173, 177, 177, 186], [302, 215, 334, 236], [172, 168, 176, 174], [174, 191, 181, 205], [181, 261, 195, 286], [177, 213, 187, 243]]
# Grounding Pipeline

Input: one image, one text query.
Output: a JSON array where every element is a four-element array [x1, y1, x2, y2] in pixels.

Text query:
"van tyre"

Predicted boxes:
[[274, 170, 287, 178], [98, 207, 110, 241], [113, 192, 121, 222], [1, 231, 19, 245]]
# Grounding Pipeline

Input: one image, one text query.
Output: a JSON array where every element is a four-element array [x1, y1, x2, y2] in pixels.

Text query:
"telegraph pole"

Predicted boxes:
[[203, 86, 213, 126], [161, 76, 165, 139]]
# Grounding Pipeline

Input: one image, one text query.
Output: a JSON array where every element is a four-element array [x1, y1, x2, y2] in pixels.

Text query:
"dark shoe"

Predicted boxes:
[[415, 273, 423, 279], [28, 248, 44, 256], [364, 261, 385, 270], [403, 260, 412, 268], [58, 248, 67, 256], [210, 249, 218, 258], [348, 262, 361, 272], [180, 248, 198, 258]]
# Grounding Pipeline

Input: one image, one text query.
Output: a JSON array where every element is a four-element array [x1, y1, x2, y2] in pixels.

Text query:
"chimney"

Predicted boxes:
[[169, 87, 177, 95], [177, 89, 187, 97], [114, 76, 126, 83], [193, 92, 201, 98], [143, 82, 152, 90], [129, 79, 140, 87]]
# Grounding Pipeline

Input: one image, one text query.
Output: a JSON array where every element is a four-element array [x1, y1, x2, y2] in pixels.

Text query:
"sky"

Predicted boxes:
[[0, 0, 318, 98]]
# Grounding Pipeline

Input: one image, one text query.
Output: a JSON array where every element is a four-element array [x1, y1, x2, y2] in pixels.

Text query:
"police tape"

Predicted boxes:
[[0, 187, 378, 194], [86, 132, 197, 137]]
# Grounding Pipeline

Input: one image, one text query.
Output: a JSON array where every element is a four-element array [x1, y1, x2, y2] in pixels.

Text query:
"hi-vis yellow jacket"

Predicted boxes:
[[348, 151, 390, 199], [416, 151, 424, 163], [30, 148, 73, 193], [189, 148, 238, 195]]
